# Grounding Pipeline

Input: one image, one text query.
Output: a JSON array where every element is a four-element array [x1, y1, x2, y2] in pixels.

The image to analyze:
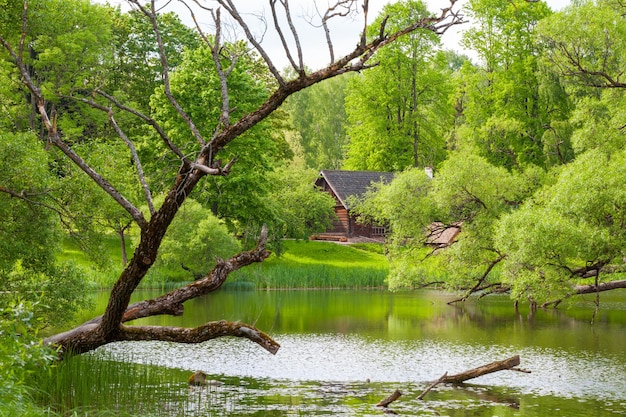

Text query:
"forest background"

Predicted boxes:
[[2, 0, 626, 414]]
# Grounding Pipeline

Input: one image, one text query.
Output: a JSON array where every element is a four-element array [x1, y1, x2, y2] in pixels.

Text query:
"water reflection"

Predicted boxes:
[[86, 289, 626, 416]]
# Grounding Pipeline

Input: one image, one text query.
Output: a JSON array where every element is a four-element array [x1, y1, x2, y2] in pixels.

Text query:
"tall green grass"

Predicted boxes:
[[60, 236, 391, 290], [229, 263, 388, 289], [34, 353, 214, 416], [228, 240, 389, 289]]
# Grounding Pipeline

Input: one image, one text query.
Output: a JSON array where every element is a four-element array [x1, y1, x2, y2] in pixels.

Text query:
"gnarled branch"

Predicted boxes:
[[119, 321, 280, 355]]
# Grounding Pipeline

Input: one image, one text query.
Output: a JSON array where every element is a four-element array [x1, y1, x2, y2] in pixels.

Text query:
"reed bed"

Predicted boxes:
[[227, 240, 389, 289], [34, 352, 224, 416], [229, 263, 388, 289]]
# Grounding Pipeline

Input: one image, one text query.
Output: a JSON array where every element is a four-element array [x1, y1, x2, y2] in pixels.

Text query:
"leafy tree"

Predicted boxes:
[[350, 167, 436, 287], [149, 42, 292, 235], [537, 0, 626, 156], [0, 0, 463, 356], [266, 163, 337, 241], [282, 74, 351, 170], [537, 0, 626, 91], [497, 149, 626, 312], [157, 199, 241, 279], [455, 0, 559, 169], [344, 0, 453, 171], [108, 9, 201, 112], [0, 132, 89, 328], [356, 151, 541, 297]]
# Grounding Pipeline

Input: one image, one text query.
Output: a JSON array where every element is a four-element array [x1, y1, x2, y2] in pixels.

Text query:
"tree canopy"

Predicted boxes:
[[0, 0, 464, 356], [352, 0, 626, 315]]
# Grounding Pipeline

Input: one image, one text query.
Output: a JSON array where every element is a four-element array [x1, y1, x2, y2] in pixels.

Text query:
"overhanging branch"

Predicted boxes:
[[119, 321, 280, 355]]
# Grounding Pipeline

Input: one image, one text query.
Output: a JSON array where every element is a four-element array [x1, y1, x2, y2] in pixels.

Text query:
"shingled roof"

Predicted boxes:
[[316, 170, 395, 210]]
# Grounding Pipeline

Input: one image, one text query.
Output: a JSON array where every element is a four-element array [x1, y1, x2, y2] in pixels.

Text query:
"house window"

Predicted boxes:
[[372, 226, 386, 236]]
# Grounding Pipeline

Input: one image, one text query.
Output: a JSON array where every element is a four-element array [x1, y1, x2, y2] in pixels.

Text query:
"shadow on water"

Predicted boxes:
[[63, 289, 626, 416]]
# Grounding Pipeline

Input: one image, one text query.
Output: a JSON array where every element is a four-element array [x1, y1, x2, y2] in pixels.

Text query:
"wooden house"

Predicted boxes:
[[313, 170, 395, 241]]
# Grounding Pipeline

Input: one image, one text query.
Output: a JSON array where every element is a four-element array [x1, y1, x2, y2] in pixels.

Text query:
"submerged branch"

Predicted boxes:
[[417, 356, 524, 400]]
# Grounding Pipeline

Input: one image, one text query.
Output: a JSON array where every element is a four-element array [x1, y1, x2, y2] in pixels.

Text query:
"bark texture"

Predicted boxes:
[[2, 0, 465, 358]]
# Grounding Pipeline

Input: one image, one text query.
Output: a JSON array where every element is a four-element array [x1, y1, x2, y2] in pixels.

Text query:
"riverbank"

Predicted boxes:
[[38, 288, 626, 416]]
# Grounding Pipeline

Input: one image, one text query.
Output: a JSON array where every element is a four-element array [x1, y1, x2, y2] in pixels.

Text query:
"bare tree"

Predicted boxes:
[[0, 0, 464, 357]]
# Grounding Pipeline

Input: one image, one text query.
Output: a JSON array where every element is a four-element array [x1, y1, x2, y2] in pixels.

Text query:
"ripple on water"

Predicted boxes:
[[99, 333, 626, 401]]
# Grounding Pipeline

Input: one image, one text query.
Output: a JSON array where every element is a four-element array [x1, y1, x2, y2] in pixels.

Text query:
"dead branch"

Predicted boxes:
[[440, 355, 522, 383], [212, 0, 286, 85], [74, 96, 156, 215], [74, 225, 270, 326], [128, 0, 207, 146], [44, 226, 273, 355], [417, 356, 524, 400], [417, 372, 447, 400], [270, 0, 304, 72], [94, 90, 188, 164], [376, 389, 402, 408]]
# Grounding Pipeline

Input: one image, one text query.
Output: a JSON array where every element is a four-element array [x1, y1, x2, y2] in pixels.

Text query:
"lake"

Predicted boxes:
[[85, 288, 626, 416]]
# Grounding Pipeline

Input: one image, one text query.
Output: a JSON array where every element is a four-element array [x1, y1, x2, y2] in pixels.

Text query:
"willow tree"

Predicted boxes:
[[0, 0, 464, 356]]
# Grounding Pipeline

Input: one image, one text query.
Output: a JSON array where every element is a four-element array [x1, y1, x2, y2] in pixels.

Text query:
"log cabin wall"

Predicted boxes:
[[314, 170, 394, 240]]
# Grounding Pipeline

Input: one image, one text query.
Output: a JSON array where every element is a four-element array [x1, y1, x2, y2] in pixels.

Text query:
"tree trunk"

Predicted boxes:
[[3, 0, 464, 360], [45, 225, 278, 357]]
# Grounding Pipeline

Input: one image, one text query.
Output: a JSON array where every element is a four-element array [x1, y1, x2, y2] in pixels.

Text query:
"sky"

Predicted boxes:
[[92, 0, 571, 70]]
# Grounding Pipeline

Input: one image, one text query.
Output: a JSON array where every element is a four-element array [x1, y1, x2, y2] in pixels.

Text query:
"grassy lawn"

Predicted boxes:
[[231, 240, 390, 289], [267, 240, 386, 267], [58, 235, 390, 290]]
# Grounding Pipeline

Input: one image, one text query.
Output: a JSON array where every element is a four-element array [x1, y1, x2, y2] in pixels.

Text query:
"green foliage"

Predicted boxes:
[[358, 151, 543, 292], [28, 0, 115, 97], [45, 140, 144, 269], [0, 303, 57, 417], [0, 132, 91, 328], [282, 74, 351, 170], [568, 90, 626, 155], [536, 0, 626, 91], [2, 262, 92, 329], [155, 199, 241, 279], [0, 133, 59, 272], [352, 167, 435, 241], [109, 10, 201, 112], [497, 149, 626, 300], [344, 1, 453, 171], [536, 1, 626, 159], [456, 0, 559, 169], [149, 43, 290, 233], [265, 164, 336, 241]]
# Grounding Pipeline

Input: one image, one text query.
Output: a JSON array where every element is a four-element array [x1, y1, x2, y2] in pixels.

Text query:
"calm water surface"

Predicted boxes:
[[88, 289, 626, 416]]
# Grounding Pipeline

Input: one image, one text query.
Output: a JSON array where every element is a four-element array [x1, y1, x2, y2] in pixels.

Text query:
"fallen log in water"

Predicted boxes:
[[376, 355, 529, 410], [417, 355, 526, 400], [376, 389, 402, 408]]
